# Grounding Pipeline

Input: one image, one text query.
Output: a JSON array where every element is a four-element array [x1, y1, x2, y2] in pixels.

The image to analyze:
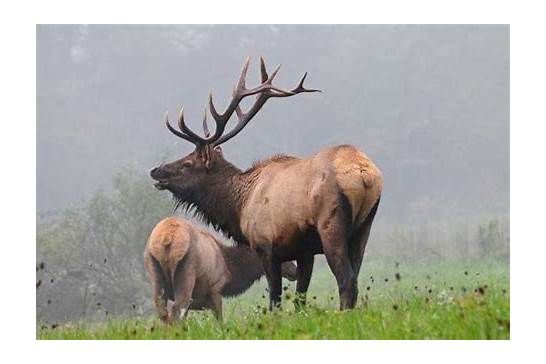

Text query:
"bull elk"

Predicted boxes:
[[145, 217, 297, 323], [150, 57, 383, 310]]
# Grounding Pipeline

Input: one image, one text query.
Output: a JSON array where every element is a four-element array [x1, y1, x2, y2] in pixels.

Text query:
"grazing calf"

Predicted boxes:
[[144, 217, 296, 323]]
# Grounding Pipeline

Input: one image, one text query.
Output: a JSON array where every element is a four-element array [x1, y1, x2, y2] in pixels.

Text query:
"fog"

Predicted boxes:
[[37, 25, 508, 221], [36, 25, 509, 323]]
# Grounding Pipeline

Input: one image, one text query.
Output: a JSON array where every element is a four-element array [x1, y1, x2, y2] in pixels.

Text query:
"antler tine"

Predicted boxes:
[[212, 64, 319, 147], [208, 56, 251, 123], [202, 107, 210, 138], [292, 72, 321, 94], [165, 112, 200, 145], [208, 92, 221, 122], [177, 108, 208, 143], [209, 57, 293, 124], [267, 64, 282, 84], [259, 56, 268, 82], [207, 91, 231, 140], [235, 56, 251, 92]]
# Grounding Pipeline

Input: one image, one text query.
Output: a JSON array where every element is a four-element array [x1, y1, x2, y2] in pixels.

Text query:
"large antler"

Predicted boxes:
[[211, 57, 320, 146], [165, 57, 320, 147]]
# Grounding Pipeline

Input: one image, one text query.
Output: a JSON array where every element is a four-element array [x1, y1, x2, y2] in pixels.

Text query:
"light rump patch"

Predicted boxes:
[[333, 146, 383, 225]]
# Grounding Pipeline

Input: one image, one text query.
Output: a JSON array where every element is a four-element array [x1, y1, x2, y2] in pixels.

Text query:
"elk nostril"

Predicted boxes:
[[150, 167, 159, 178]]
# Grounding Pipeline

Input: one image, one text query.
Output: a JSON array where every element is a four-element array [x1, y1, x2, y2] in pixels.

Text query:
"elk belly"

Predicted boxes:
[[241, 187, 311, 249]]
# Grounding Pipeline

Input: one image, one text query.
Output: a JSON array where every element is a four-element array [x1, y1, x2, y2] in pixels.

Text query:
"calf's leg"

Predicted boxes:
[[209, 292, 223, 322], [146, 255, 169, 323], [170, 259, 195, 323]]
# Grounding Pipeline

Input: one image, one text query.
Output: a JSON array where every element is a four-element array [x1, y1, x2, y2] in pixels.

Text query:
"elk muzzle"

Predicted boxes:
[[150, 166, 170, 190]]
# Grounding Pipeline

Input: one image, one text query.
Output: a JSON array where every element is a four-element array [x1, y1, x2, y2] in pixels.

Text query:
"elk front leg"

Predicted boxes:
[[294, 255, 314, 311], [257, 247, 282, 311]]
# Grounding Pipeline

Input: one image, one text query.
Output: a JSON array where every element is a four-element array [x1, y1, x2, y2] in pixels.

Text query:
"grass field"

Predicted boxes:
[[37, 257, 509, 340]]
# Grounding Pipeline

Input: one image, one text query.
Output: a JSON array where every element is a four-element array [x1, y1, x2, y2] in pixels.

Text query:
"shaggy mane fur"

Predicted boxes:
[[171, 155, 298, 246], [245, 154, 297, 174]]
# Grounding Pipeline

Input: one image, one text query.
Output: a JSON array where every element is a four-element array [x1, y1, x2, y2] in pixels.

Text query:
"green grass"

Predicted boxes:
[[37, 257, 509, 340]]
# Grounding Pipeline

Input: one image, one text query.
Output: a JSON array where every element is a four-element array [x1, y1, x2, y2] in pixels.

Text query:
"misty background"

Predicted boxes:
[[36, 25, 509, 324]]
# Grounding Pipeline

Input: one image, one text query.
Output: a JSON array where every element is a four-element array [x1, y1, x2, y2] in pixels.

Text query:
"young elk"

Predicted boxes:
[[144, 217, 296, 323], [150, 57, 383, 310]]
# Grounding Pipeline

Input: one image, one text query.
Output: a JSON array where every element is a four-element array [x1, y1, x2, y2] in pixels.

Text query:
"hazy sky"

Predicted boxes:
[[36, 25, 509, 224]]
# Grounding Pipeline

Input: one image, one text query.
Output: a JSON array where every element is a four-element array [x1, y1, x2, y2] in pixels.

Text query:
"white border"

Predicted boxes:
[[3, 0, 544, 363]]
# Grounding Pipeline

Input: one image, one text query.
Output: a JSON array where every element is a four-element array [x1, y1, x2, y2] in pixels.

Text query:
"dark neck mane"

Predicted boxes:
[[218, 244, 264, 297], [174, 155, 296, 246], [174, 161, 253, 245]]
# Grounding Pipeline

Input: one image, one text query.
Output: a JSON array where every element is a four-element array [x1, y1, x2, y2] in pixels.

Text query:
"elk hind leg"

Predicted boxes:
[[348, 197, 380, 278], [318, 204, 357, 310]]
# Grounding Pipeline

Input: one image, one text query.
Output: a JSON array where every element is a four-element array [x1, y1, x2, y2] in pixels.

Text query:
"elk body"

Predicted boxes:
[[144, 216, 296, 323], [150, 57, 383, 310]]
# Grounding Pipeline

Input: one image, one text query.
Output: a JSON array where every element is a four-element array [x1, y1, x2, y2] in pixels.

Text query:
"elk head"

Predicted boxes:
[[150, 57, 319, 198]]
